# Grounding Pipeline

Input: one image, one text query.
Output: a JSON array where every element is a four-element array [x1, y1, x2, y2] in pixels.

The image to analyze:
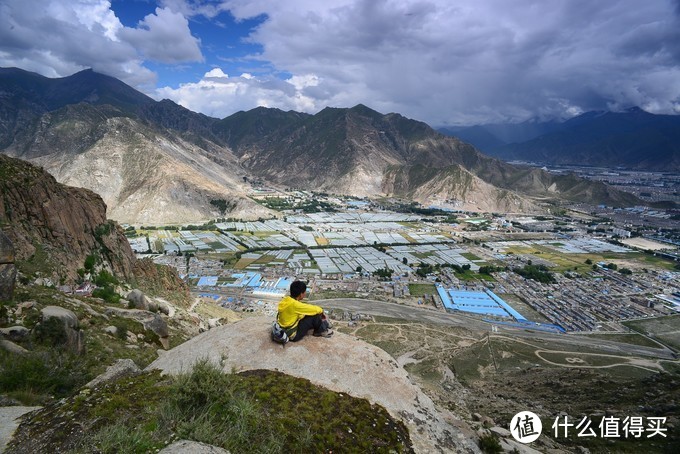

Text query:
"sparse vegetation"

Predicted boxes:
[[9, 360, 413, 453]]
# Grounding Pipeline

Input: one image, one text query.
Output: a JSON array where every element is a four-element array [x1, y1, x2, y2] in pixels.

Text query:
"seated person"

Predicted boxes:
[[277, 280, 332, 341]]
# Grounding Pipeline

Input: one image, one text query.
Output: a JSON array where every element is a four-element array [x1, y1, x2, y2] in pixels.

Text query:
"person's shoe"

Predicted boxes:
[[313, 329, 333, 338]]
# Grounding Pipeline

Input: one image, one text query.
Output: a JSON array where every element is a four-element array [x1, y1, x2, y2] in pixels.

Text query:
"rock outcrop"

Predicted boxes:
[[0, 154, 136, 282], [104, 307, 170, 349], [85, 359, 142, 389], [0, 231, 16, 300], [40, 306, 84, 354], [147, 316, 481, 453]]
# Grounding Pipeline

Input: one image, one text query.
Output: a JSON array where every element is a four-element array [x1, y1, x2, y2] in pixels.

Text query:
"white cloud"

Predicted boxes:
[[155, 68, 322, 117], [1, 0, 679, 125], [118, 7, 202, 63], [208, 0, 680, 125], [0, 0, 202, 87]]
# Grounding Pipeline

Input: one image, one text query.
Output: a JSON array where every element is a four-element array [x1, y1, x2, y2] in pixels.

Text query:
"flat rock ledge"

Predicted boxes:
[[0, 406, 42, 453], [146, 316, 480, 453]]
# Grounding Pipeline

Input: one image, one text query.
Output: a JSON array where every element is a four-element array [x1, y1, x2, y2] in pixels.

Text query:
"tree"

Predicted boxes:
[[585, 258, 593, 265], [356, 266, 363, 273], [402, 257, 408, 265]]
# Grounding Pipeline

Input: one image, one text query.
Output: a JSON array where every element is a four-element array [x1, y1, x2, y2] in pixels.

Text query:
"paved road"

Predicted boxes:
[[319, 298, 677, 360]]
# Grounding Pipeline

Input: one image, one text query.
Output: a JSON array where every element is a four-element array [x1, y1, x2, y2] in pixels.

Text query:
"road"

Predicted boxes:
[[319, 298, 677, 360]]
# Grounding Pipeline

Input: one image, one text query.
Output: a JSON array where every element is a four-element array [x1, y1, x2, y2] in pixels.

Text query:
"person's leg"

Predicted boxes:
[[290, 314, 324, 342]]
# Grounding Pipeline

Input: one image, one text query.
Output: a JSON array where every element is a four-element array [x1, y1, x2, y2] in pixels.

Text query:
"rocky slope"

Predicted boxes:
[[0, 154, 135, 282]]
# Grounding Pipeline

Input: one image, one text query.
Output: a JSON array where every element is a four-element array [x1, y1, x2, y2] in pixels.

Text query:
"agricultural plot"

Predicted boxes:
[[387, 244, 481, 270]]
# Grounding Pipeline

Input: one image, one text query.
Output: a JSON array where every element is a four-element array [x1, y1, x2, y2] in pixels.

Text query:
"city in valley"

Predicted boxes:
[[127, 183, 680, 343]]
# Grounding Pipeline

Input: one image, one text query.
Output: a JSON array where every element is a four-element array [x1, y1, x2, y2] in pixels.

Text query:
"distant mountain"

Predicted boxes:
[[440, 108, 680, 171], [214, 104, 640, 210], [0, 68, 646, 222], [0, 68, 272, 224]]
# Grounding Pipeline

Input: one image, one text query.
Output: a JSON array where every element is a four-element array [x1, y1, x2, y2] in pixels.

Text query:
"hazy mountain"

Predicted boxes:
[[0, 68, 644, 222], [440, 108, 680, 171]]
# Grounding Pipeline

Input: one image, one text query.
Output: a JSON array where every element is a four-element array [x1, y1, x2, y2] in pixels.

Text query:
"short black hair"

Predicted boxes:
[[290, 280, 307, 298]]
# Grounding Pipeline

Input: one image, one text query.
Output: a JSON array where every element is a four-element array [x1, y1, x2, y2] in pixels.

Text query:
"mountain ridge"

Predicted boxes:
[[441, 108, 680, 171], [0, 67, 650, 223]]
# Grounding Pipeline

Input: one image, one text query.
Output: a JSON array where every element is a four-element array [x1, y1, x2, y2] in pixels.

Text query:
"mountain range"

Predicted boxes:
[[440, 107, 680, 171], [0, 67, 645, 224]]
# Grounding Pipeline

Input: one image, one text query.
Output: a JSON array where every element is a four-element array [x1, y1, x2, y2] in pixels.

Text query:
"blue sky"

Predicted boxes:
[[111, 0, 271, 88], [1, 0, 679, 126]]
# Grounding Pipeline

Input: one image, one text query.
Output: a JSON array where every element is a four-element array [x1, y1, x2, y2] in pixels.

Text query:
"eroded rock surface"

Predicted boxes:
[[147, 316, 480, 453]]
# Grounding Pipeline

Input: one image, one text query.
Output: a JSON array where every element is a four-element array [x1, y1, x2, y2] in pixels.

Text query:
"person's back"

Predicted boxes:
[[276, 280, 332, 341]]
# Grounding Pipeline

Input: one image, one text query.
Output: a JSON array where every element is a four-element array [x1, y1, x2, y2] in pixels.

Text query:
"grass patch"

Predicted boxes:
[[582, 333, 664, 349], [408, 283, 436, 297], [460, 252, 481, 261], [9, 360, 413, 454], [623, 315, 680, 351]]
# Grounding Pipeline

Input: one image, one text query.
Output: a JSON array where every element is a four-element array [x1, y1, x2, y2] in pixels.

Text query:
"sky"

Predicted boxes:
[[1, 0, 680, 126]]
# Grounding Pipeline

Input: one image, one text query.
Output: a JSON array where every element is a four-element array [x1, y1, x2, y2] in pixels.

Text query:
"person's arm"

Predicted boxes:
[[292, 299, 323, 316]]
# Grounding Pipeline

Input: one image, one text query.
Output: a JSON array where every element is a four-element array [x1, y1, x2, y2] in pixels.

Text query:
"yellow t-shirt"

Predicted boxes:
[[277, 295, 323, 331]]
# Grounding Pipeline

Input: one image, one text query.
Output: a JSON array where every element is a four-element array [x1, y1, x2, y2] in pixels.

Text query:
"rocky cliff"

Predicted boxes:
[[0, 154, 135, 282]]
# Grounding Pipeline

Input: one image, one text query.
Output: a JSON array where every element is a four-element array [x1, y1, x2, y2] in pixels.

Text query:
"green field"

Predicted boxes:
[[408, 283, 436, 297], [623, 315, 680, 351]]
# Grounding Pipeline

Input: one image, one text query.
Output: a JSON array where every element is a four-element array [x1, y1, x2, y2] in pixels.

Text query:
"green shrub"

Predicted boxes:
[[92, 286, 121, 304], [33, 317, 68, 347], [479, 433, 502, 453], [95, 270, 118, 287], [0, 349, 89, 402]]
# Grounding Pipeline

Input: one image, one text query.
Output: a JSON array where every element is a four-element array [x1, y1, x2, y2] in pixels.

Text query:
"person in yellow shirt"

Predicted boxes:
[[277, 280, 332, 341]]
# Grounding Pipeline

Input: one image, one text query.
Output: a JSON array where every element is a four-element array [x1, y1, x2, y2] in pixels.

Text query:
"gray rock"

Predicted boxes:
[[0, 231, 16, 300], [0, 263, 17, 301], [0, 231, 14, 264], [40, 306, 84, 354], [0, 339, 28, 354], [159, 440, 229, 454], [0, 406, 42, 453], [103, 307, 170, 349], [0, 326, 30, 340], [41, 306, 79, 330], [127, 289, 149, 310], [85, 359, 142, 389], [143, 313, 169, 339], [489, 426, 512, 438], [104, 325, 118, 335]]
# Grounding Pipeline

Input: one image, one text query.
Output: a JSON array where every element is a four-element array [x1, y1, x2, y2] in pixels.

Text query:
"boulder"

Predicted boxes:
[[41, 306, 78, 330], [146, 316, 481, 454], [85, 359, 142, 389], [0, 326, 30, 340], [0, 339, 28, 354], [104, 326, 118, 336], [40, 306, 84, 354], [127, 289, 150, 311], [103, 307, 170, 349], [159, 440, 229, 454]]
